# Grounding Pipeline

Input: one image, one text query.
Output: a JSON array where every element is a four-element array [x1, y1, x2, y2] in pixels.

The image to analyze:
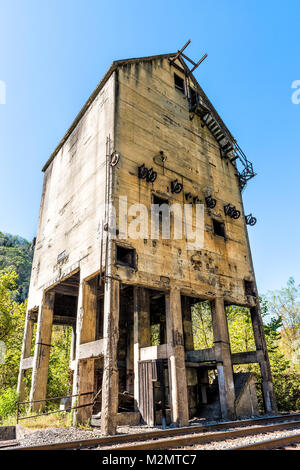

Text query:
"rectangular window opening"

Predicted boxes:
[[212, 219, 225, 238], [152, 194, 169, 237], [152, 194, 169, 206], [116, 245, 136, 268], [174, 73, 185, 93], [189, 87, 200, 107], [244, 280, 255, 296]]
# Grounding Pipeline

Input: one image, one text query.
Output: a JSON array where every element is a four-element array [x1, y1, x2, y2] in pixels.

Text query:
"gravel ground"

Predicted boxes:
[[15, 417, 230, 447], [18, 427, 104, 447]]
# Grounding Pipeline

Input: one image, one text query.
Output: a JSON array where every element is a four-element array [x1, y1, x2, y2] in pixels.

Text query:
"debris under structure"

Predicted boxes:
[[17, 42, 277, 435]]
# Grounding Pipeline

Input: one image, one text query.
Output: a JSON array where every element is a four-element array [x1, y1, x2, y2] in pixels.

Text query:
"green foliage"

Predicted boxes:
[[150, 323, 160, 346], [226, 306, 255, 354], [192, 301, 214, 349], [0, 388, 18, 419], [0, 271, 26, 391], [263, 278, 300, 372], [272, 371, 300, 411], [191, 286, 299, 411], [0, 232, 33, 302], [47, 326, 73, 402]]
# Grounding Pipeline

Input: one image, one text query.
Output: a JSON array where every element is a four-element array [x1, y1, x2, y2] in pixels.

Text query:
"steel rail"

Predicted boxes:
[[4, 412, 300, 451], [231, 433, 300, 450], [99, 420, 300, 450]]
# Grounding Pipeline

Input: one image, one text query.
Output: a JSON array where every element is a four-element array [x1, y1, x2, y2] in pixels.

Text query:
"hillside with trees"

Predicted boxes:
[[0, 232, 33, 302]]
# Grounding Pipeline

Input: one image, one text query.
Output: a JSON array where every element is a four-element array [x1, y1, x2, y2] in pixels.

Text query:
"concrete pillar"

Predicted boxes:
[[182, 296, 194, 351], [17, 315, 34, 401], [126, 326, 134, 394], [73, 277, 97, 424], [30, 291, 55, 411], [70, 326, 76, 362], [101, 278, 120, 435], [250, 305, 277, 413], [166, 288, 189, 427], [198, 369, 209, 404], [72, 277, 84, 415], [133, 286, 150, 410], [211, 297, 236, 420], [182, 296, 197, 417]]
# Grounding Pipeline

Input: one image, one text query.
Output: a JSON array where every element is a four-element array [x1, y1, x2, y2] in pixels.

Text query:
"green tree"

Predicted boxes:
[[0, 232, 33, 302], [264, 277, 300, 370], [0, 271, 26, 419]]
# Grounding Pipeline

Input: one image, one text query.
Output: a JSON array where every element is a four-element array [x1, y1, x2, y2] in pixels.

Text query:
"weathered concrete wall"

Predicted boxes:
[[113, 57, 254, 305], [235, 373, 259, 417], [27, 73, 116, 309]]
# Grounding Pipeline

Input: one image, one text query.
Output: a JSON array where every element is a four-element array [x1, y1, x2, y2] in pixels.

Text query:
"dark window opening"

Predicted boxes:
[[152, 194, 169, 206], [150, 291, 166, 346], [189, 87, 200, 107], [212, 219, 225, 238], [116, 245, 136, 268], [174, 73, 185, 93], [152, 194, 169, 238], [244, 280, 255, 296]]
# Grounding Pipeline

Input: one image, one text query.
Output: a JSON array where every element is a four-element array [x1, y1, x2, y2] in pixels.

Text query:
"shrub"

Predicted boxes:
[[0, 388, 18, 421]]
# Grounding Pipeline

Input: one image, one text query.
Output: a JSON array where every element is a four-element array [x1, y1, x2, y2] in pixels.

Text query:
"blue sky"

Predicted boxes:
[[0, 0, 299, 294]]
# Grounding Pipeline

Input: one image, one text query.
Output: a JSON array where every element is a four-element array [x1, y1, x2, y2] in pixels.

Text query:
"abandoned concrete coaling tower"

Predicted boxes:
[[17, 44, 277, 435]]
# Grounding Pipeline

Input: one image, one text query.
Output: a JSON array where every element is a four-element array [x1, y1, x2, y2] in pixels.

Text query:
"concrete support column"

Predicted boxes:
[[17, 315, 34, 401], [72, 278, 84, 410], [198, 369, 209, 404], [133, 286, 150, 411], [30, 291, 55, 411], [250, 305, 277, 413], [126, 327, 134, 394], [182, 297, 197, 417], [166, 288, 189, 427], [73, 277, 97, 424], [181, 296, 194, 351], [101, 278, 120, 435], [211, 297, 236, 420]]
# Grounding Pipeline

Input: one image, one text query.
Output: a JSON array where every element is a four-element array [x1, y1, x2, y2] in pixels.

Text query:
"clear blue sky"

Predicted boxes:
[[0, 0, 299, 294]]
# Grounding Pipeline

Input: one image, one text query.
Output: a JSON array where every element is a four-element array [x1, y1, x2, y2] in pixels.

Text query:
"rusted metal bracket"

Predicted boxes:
[[169, 40, 208, 76]]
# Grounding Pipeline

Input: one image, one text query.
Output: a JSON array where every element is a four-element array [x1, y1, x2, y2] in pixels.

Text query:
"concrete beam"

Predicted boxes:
[[185, 348, 216, 363], [140, 344, 171, 361], [231, 351, 258, 365], [78, 339, 104, 360], [21, 356, 34, 370]]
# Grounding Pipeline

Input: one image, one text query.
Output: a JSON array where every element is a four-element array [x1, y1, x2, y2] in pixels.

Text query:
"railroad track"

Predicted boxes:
[[97, 420, 300, 450], [4, 412, 300, 451], [232, 433, 300, 450]]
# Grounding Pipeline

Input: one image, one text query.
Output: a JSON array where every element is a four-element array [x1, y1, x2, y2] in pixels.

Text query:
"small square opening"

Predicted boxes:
[[152, 194, 169, 206], [189, 87, 200, 107], [116, 246, 136, 268], [174, 73, 185, 93], [212, 219, 225, 238], [244, 280, 255, 296]]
